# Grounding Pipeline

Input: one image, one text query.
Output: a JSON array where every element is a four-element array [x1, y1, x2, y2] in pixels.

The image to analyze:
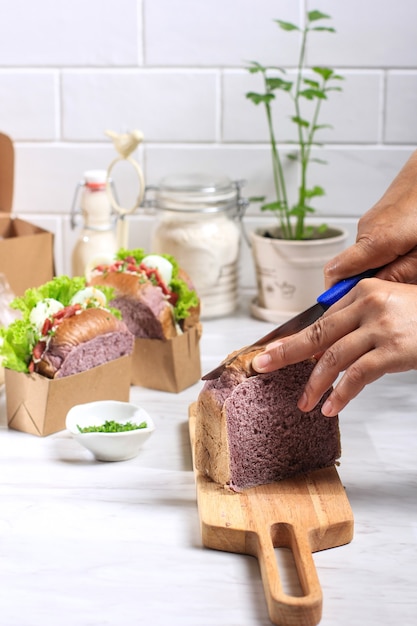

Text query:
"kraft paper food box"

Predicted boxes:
[[89, 249, 203, 393], [131, 325, 202, 393], [0, 132, 54, 296], [1, 274, 134, 437], [5, 355, 132, 437]]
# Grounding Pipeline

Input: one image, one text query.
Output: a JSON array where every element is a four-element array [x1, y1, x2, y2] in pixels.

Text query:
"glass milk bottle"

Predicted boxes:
[[149, 173, 247, 319], [71, 170, 117, 278]]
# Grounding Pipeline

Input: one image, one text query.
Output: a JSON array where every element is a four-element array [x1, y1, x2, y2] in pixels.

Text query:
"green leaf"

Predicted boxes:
[[266, 77, 293, 92], [296, 89, 318, 102], [304, 185, 325, 199], [311, 66, 345, 81], [267, 65, 288, 72], [303, 78, 320, 89], [308, 10, 331, 22], [291, 115, 309, 128], [312, 67, 334, 80], [0, 320, 34, 373], [313, 123, 333, 131], [247, 61, 267, 74], [289, 205, 315, 217], [303, 225, 315, 239], [246, 92, 275, 105], [299, 88, 326, 100], [275, 19, 299, 32], [310, 157, 328, 165], [11, 275, 88, 317], [311, 26, 336, 33], [302, 224, 330, 239], [261, 201, 288, 213]]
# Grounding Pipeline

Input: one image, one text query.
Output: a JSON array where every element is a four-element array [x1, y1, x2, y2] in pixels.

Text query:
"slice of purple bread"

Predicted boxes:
[[195, 357, 341, 491]]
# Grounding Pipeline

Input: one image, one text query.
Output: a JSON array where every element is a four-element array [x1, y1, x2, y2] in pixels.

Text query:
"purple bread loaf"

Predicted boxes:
[[35, 308, 135, 379], [195, 353, 341, 491], [90, 273, 177, 340]]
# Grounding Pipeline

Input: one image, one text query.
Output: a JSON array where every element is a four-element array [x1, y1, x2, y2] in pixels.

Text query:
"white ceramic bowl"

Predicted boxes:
[[65, 400, 155, 462]]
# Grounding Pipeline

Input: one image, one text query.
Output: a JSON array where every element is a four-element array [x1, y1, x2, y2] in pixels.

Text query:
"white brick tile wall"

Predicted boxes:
[[143, 0, 300, 67], [307, 147, 415, 215], [385, 72, 417, 143], [0, 0, 140, 66], [61, 70, 218, 141], [1, 0, 416, 289], [13, 144, 122, 213], [145, 144, 283, 204], [0, 71, 58, 140], [307, 0, 417, 68]]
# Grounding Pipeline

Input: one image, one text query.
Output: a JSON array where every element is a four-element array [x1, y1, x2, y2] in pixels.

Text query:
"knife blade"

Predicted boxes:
[[201, 267, 380, 381]]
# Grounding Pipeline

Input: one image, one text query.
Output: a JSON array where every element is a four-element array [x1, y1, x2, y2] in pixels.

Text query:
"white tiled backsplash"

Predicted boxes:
[[1, 0, 416, 288]]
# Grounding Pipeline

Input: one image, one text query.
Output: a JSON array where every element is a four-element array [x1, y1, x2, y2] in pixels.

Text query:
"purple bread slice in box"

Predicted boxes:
[[34, 308, 135, 379], [195, 358, 341, 491], [53, 330, 134, 378]]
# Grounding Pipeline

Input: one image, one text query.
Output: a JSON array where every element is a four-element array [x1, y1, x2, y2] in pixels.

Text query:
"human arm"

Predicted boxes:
[[324, 149, 417, 288], [252, 278, 417, 416]]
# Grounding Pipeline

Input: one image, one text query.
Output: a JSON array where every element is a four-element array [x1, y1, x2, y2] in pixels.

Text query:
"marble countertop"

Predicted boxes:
[[1, 296, 416, 626]]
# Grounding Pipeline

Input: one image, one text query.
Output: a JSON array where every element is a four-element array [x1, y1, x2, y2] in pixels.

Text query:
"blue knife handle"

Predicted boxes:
[[317, 268, 381, 308]]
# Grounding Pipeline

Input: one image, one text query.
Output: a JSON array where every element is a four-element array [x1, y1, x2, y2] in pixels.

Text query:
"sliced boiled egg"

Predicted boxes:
[[70, 287, 107, 308], [84, 252, 117, 281], [141, 254, 173, 285], [30, 298, 64, 332]]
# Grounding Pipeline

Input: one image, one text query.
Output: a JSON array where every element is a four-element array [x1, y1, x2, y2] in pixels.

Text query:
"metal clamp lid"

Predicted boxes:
[[142, 173, 249, 218]]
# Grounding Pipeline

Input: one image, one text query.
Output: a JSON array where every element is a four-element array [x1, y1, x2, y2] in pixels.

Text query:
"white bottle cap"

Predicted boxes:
[[83, 170, 107, 184]]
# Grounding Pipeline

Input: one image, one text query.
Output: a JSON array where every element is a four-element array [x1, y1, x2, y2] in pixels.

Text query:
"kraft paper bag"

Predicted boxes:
[[131, 325, 202, 392], [5, 355, 132, 436], [0, 132, 54, 296]]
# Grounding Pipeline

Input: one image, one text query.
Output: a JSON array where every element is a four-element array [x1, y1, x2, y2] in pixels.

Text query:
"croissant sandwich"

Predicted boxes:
[[0, 276, 134, 379], [88, 248, 200, 340]]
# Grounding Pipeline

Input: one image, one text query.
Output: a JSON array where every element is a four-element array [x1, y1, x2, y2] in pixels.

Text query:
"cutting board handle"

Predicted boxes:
[[253, 522, 322, 626]]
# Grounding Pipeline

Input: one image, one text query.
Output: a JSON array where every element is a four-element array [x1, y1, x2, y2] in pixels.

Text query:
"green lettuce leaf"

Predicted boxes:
[[115, 248, 198, 321], [0, 275, 119, 373], [0, 319, 35, 372], [170, 277, 199, 321]]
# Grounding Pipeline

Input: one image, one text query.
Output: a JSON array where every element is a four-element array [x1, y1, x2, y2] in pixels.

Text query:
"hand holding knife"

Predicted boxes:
[[202, 267, 381, 381]]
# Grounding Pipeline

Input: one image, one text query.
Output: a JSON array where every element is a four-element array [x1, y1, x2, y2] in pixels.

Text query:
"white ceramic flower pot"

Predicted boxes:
[[250, 226, 348, 323]]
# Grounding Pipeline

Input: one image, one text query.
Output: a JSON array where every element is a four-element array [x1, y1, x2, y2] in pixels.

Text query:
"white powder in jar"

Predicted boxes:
[[152, 213, 240, 318]]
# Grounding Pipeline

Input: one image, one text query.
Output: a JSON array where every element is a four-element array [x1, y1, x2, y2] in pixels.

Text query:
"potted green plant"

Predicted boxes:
[[246, 9, 348, 321]]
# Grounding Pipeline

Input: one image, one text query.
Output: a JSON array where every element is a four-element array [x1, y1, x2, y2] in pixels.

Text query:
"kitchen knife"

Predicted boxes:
[[201, 267, 381, 381]]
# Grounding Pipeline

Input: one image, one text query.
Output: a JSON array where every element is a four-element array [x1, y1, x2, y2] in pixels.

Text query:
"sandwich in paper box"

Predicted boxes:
[[0, 132, 54, 295], [88, 248, 202, 392], [0, 276, 134, 436]]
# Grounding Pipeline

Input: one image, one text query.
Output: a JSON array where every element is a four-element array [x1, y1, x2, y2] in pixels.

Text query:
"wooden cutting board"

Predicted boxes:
[[189, 402, 354, 626]]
